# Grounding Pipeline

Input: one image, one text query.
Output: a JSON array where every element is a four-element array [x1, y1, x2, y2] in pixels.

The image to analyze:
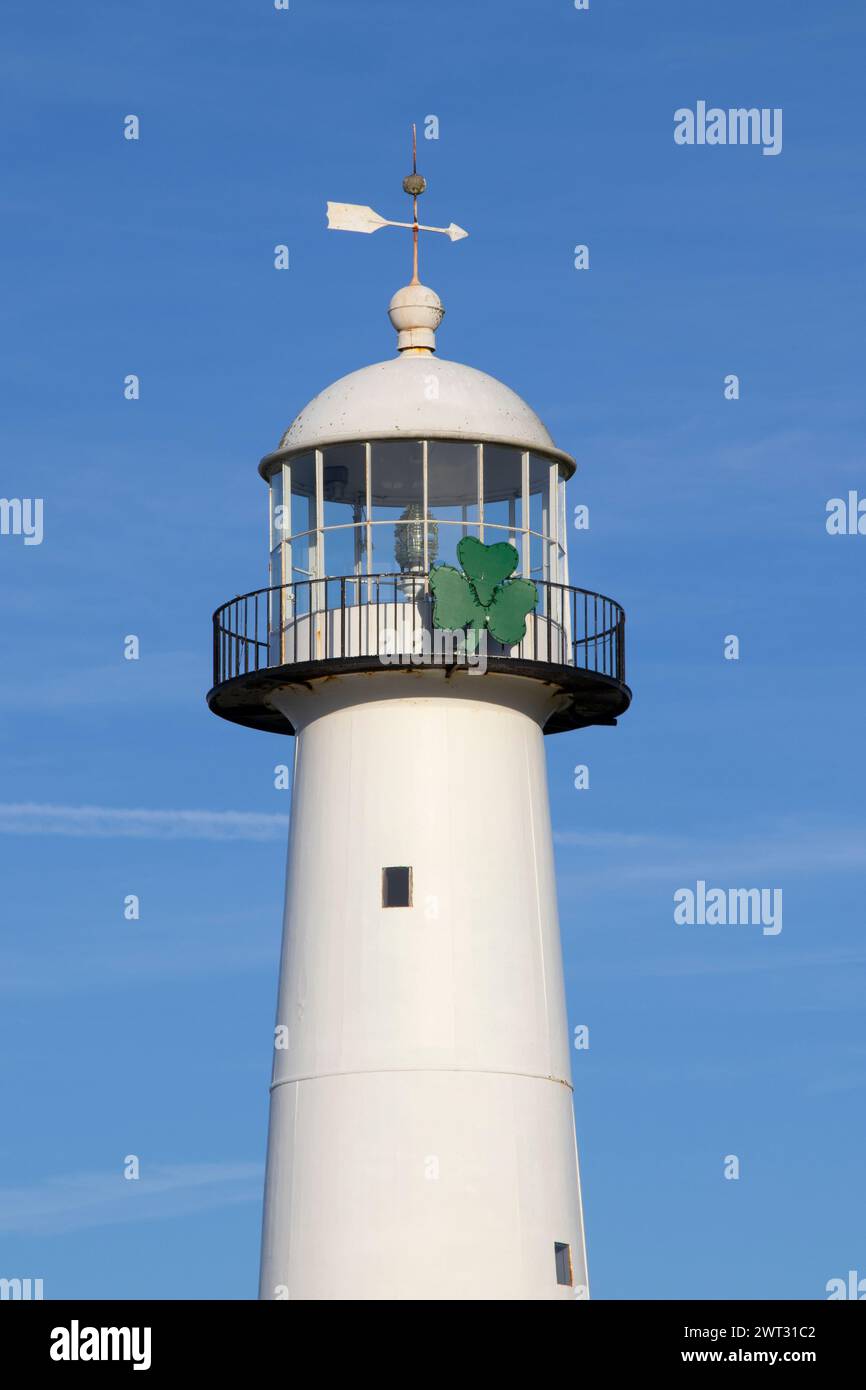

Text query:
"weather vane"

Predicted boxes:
[[326, 124, 468, 285]]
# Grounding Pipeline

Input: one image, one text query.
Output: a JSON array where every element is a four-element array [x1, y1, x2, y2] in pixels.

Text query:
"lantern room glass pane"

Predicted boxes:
[[322, 443, 366, 517], [557, 472, 569, 587], [427, 440, 478, 508], [324, 524, 366, 581], [370, 441, 423, 512], [528, 453, 554, 584], [292, 530, 316, 580], [288, 452, 320, 604], [269, 467, 289, 546], [322, 442, 367, 578], [427, 440, 479, 569], [269, 544, 282, 589], [528, 454, 552, 534], [289, 453, 317, 539], [370, 440, 423, 575], [268, 465, 290, 638], [482, 444, 522, 540]]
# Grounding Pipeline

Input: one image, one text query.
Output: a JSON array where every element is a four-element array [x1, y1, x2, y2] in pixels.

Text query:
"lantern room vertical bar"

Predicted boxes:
[[521, 451, 530, 578], [422, 440, 429, 575]]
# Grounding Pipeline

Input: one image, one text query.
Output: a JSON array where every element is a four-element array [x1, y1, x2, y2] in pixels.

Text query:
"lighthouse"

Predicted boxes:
[[207, 144, 631, 1300]]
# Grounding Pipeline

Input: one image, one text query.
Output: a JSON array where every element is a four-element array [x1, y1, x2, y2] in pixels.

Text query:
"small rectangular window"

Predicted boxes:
[[554, 1242, 573, 1286], [382, 866, 412, 908]]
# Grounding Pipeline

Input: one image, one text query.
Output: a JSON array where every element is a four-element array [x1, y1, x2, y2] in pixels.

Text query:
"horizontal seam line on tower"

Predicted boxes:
[[269, 1067, 573, 1092]]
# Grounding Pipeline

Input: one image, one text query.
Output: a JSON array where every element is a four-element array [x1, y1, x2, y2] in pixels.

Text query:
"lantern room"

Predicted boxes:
[[264, 439, 569, 595]]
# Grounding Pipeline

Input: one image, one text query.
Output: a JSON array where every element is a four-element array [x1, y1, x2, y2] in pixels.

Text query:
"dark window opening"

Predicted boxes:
[[382, 866, 412, 908], [554, 1242, 573, 1286]]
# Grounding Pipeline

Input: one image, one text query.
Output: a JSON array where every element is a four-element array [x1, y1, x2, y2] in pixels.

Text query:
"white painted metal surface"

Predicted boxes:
[[268, 600, 572, 668], [258, 670, 588, 1300], [387, 283, 445, 353], [265, 355, 576, 472]]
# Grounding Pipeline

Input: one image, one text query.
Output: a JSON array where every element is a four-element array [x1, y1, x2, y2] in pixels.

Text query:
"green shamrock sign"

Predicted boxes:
[[429, 536, 538, 645]]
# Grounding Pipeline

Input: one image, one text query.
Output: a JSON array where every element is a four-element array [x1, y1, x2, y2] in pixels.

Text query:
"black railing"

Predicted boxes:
[[213, 574, 625, 687]]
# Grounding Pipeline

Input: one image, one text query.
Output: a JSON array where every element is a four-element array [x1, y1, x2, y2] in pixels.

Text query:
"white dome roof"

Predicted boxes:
[[260, 355, 575, 475]]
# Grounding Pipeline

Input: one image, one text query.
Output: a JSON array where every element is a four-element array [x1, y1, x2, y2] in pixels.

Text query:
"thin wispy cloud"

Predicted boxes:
[[0, 653, 201, 711], [555, 830, 678, 850], [0, 1162, 263, 1236], [636, 945, 866, 980], [554, 823, 866, 883], [0, 803, 288, 842]]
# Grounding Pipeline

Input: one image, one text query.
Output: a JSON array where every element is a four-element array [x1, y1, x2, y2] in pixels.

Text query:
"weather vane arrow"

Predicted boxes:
[[326, 125, 468, 284], [326, 203, 468, 242]]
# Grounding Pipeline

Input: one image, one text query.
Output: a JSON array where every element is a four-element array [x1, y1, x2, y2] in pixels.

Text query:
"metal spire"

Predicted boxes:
[[326, 125, 468, 285], [406, 122, 422, 285]]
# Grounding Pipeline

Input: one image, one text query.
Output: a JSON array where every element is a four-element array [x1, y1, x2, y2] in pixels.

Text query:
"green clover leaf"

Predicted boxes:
[[485, 577, 539, 644], [456, 535, 519, 606], [429, 538, 538, 646], [428, 564, 486, 631]]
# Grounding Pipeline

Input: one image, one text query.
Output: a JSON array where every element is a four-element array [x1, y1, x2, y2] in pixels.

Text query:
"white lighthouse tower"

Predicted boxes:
[[208, 145, 630, 1301]]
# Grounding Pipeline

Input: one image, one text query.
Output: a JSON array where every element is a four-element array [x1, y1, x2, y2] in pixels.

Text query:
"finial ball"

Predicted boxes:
[[388, 283, 444, 354], [403, 174, 427, 196]]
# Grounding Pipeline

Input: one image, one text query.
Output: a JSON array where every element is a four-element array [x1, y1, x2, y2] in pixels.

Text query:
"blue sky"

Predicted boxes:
[[1, 0, 865, 1299]]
